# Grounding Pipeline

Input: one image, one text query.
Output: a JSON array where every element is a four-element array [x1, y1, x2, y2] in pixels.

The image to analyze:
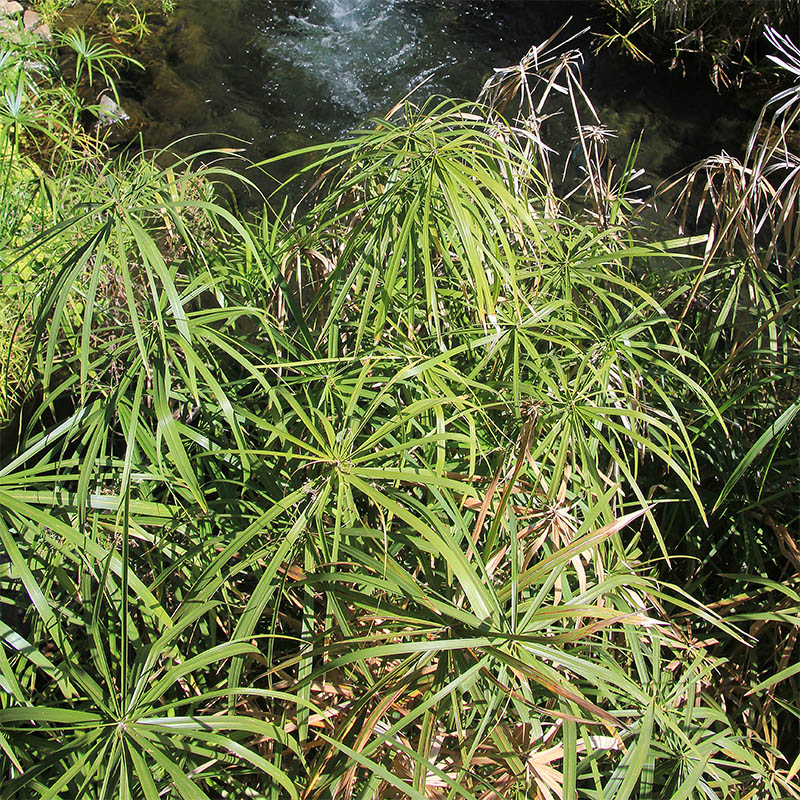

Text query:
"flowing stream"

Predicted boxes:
[[108, 0, 756, 192], [136, 0, 591, 147]]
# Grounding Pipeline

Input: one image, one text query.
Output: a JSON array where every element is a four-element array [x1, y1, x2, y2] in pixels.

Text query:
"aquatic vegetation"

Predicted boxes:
[[29, 0, 72, 26], [601, 0, 800, 87], [0, 10, 798, 800]]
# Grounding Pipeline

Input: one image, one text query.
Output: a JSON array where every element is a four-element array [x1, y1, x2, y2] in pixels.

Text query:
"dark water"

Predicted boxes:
[[135, 1, 599, 148], [108, 0, 755, 193]]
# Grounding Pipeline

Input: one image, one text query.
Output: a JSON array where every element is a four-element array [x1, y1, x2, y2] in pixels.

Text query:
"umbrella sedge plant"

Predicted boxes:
[[0, 22, 792, 800]]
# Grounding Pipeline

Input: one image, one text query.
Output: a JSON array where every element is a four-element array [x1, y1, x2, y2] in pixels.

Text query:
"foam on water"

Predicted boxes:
[[273, 0, 436, 123]]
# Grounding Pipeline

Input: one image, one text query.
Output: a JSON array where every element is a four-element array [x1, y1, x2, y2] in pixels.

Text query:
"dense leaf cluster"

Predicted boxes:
[[0, 15, 798, 800]]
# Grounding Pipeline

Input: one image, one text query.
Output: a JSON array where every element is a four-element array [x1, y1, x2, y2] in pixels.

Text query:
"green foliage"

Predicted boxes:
[[59, 27, 142, 99], [30, 0, 72, 26], [0, 18, 143, 427], [600, 0, 800, 87], [0, 37, 59, 425], [0, 16, 797, 800]]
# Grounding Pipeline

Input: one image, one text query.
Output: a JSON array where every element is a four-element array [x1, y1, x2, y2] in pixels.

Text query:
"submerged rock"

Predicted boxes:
[[170, 21, 212, 72], [97, 93, 130, 127], [225, 109, 261, 145]]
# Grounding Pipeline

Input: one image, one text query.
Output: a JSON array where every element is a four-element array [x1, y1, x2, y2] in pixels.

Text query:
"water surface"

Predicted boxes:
[[122, 0, 754, 194], [137, 1, 597, 151]]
